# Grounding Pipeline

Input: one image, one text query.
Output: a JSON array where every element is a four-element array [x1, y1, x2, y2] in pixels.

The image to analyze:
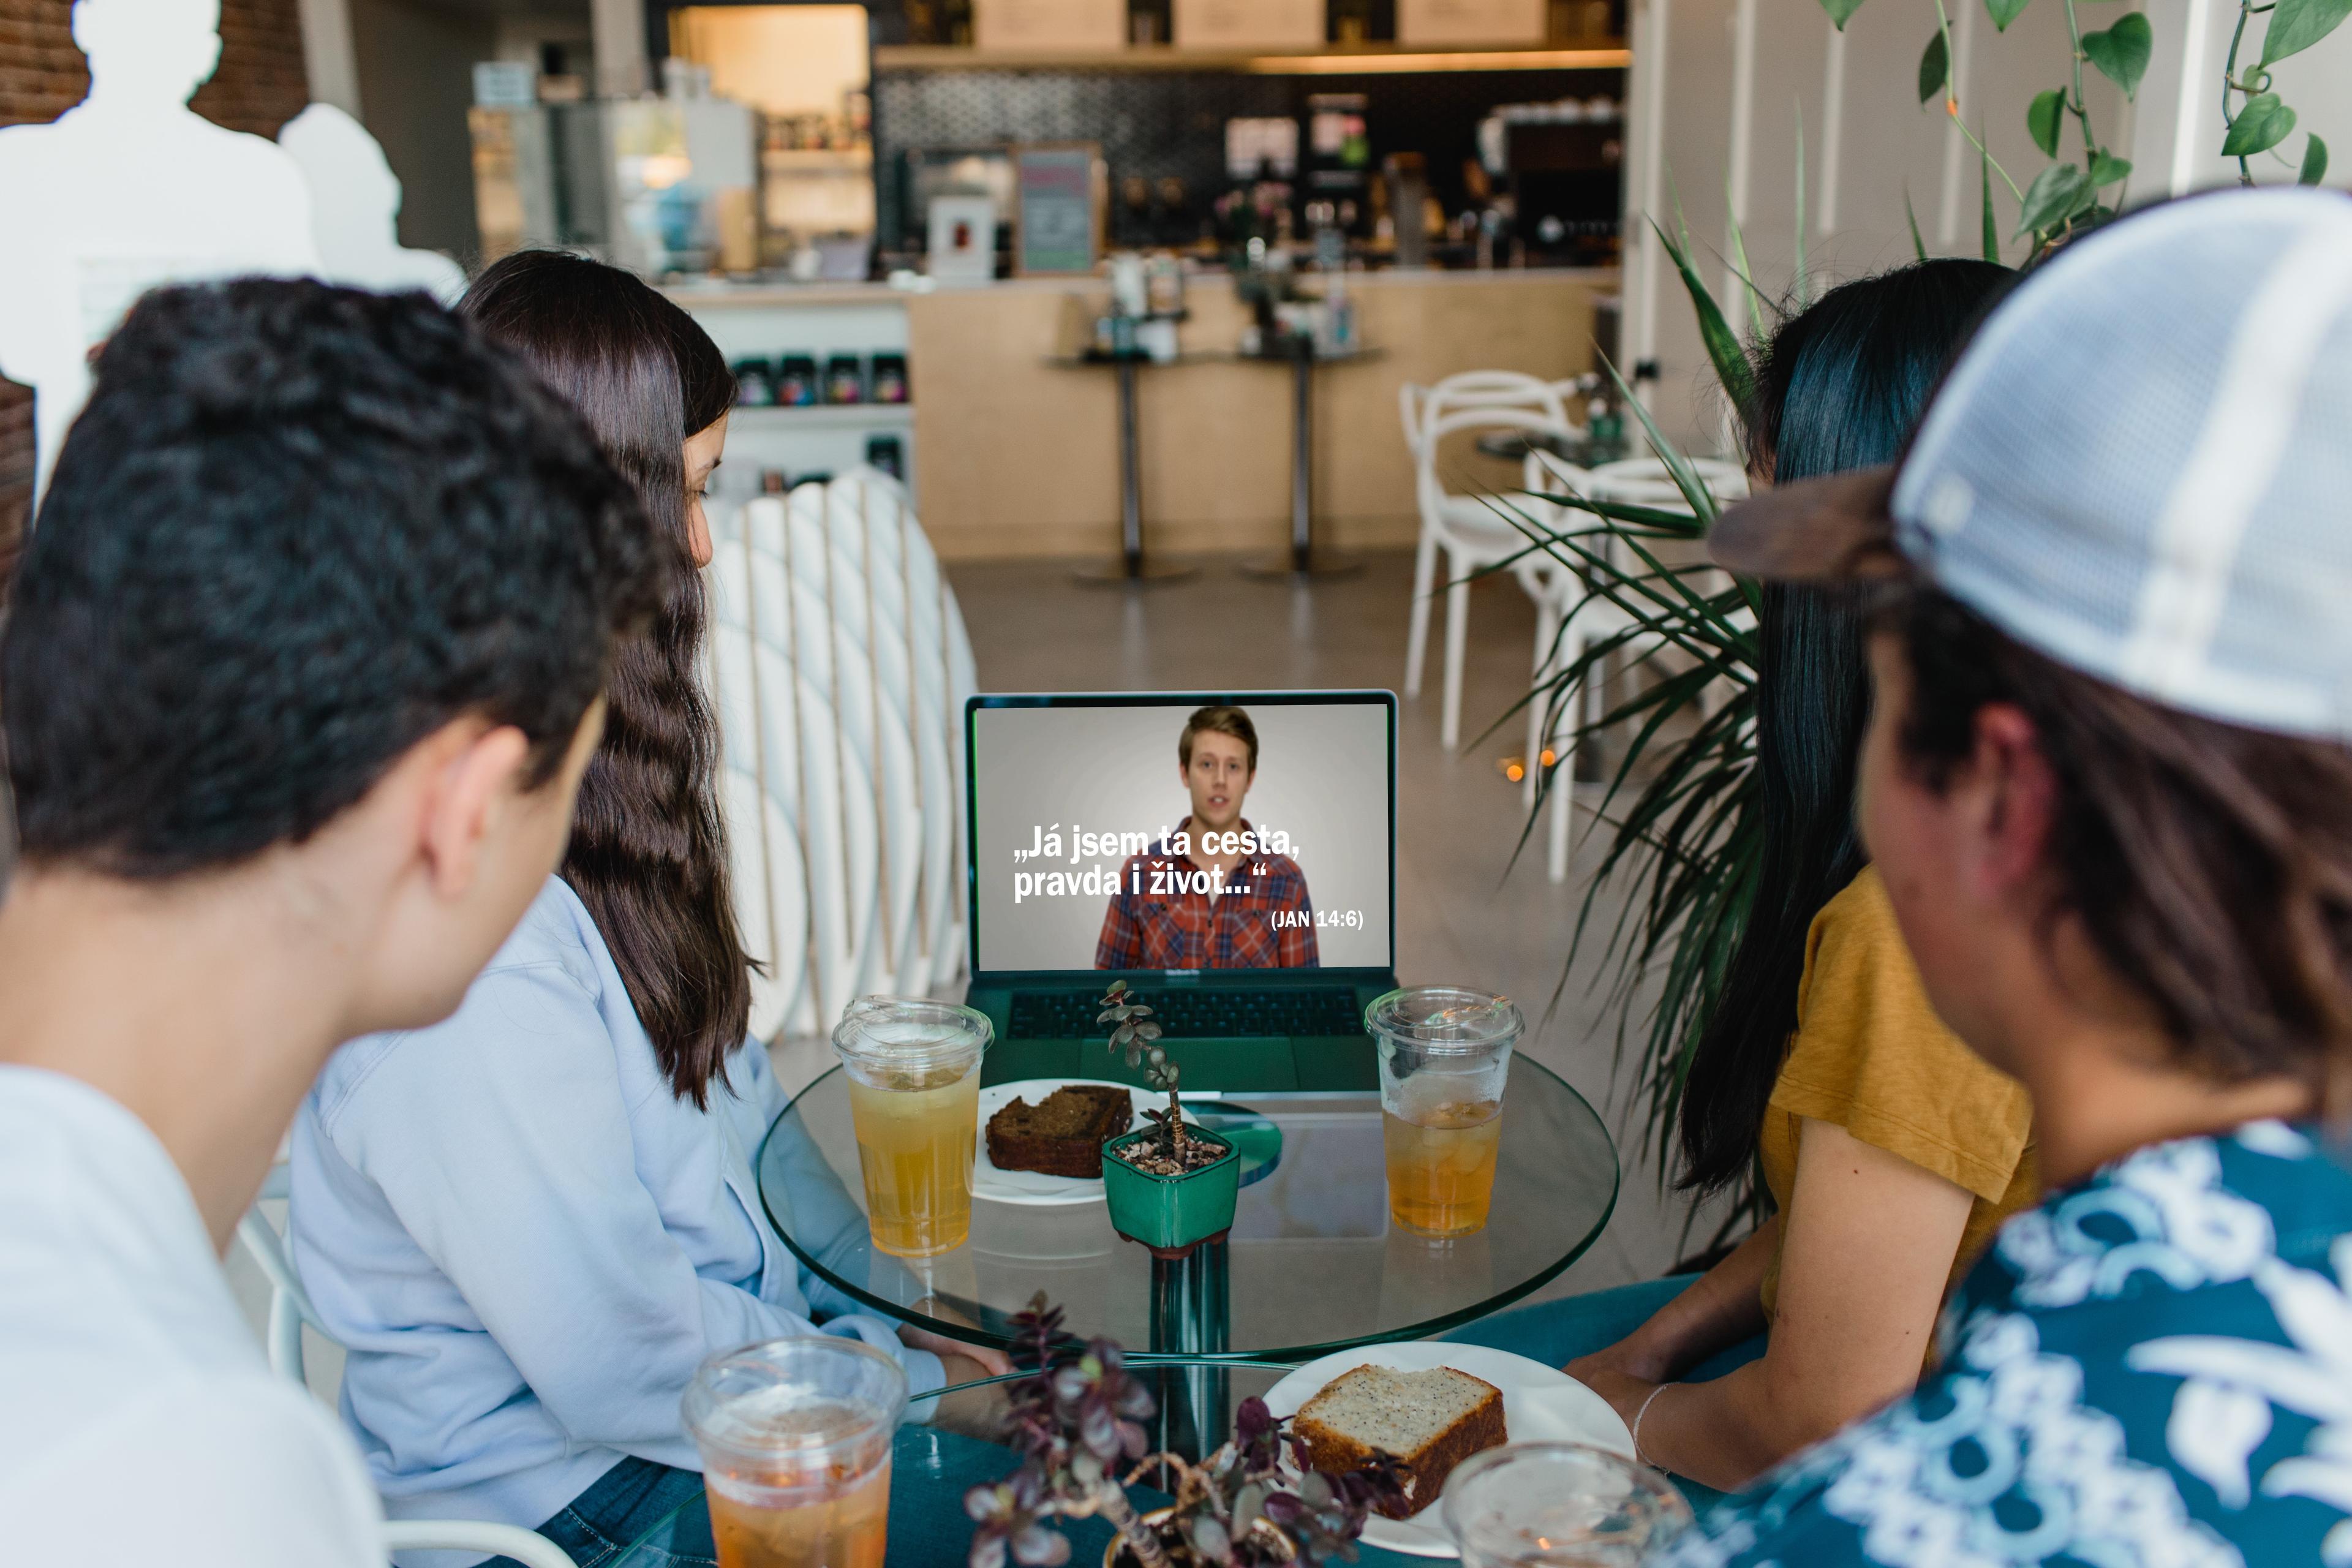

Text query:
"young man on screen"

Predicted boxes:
[[1095, 705, 1319, 969], [0, 281, 659, 1567], [1640, 191, 2352, 1566]]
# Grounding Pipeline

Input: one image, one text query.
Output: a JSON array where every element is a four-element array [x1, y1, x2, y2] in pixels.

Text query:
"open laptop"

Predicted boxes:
[[964, 691, 1397, 1093]]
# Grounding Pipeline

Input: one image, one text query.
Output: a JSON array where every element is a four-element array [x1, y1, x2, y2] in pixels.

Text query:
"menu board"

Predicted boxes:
[[1012, 144, 1103, 276], [1397, 0, 1546, 45], [1174, 0, 1326, 48], [973, 0, 1126, 50]]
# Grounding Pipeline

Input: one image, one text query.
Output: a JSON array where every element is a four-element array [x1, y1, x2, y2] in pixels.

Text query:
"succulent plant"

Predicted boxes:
[[1099, 981, 1184, 1160]]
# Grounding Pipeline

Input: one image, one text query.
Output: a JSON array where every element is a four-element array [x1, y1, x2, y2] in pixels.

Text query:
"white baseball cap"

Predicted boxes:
[[1710, 187, 2352, 741]]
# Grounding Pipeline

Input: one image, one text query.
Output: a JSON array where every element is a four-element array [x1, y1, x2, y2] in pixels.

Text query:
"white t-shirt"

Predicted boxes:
[[0, 1066, 383, 1567]]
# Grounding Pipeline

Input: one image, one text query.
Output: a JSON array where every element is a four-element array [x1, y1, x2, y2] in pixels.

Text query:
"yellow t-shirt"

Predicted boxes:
[[1756, 864, 2038, 1324]]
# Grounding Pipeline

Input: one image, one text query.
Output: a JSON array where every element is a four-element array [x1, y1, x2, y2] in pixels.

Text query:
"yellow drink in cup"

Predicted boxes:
[[832, 997, 992, 1257], [707, 1450, 890, 1568], [684, 1338, 908, 1568], [845, 1069, 979, 1257], [1382, 1096, 1504, 1237], [1365, 988, 1522, 1240]]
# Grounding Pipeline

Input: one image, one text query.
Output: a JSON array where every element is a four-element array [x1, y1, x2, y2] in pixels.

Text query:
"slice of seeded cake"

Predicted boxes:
[[1292, 1364, 1507, 1518], [984, 1085, 1134, 1178]]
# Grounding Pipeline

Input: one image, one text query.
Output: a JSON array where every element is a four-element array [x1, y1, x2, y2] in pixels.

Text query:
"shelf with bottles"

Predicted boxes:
[[731, 350, 912, 412], [870, 40, 1627, 73], [729, 402, 914, 428]]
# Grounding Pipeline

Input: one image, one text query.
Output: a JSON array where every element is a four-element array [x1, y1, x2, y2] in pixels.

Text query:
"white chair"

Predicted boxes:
[[786, 484, 928, 995], [836, 467, 965, 987], [706, 527, 808, 1040], [1400, 386, 1580, 751], [1515, 450, 1623, 884], [1525, 454, 1753, 881], [234, 1178, 580, 1568], [750, 625, 881, 1036], [823, 477, 954, 994]]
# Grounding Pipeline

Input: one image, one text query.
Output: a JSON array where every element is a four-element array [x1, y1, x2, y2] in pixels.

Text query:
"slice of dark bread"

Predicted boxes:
[[985, 1085, 1134, 1178], [1292, 1364, 1507, 1518]]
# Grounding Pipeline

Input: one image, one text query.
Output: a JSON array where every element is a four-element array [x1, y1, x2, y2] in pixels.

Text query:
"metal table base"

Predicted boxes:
[[1073, 356, 1195, 586], [1239, 338, 1368, 580]]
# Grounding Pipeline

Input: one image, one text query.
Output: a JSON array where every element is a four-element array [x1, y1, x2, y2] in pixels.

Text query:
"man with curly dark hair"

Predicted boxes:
[[0, 279, 661, 1567]]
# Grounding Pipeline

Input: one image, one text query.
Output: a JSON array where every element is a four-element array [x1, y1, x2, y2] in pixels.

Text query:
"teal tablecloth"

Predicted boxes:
[[885, 1426, 1420, 1568]]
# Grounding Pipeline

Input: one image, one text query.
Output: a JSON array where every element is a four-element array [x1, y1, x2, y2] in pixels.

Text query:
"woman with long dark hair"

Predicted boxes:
[[287, 252, 1004, 1566], [1450, 258, 2026, 1496]]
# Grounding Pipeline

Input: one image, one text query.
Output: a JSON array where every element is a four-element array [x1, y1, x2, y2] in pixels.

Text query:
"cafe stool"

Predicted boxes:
[[235, 1166, 581, 1568]]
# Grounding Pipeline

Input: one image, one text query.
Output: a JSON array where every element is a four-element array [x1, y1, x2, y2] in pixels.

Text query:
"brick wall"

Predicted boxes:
[[0, 0, 310, 562]]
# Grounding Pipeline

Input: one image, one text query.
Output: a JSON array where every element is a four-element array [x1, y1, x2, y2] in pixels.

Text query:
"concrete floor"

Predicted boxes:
[[230, 545, 1708, 1398]]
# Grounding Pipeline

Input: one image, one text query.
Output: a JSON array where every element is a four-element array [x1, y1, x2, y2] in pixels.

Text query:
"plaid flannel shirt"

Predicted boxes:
[[1093, 818, 1319, 969]]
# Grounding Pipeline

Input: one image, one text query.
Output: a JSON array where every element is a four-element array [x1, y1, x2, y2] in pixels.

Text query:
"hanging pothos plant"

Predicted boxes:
[[1841, 0, 2342, 249]]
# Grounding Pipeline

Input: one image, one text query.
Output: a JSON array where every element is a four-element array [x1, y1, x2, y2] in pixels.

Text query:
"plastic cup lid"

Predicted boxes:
[[831, 994, 992, 1071], [682, 1336, 909, 1464], [1363, 987, 1523, 1054]]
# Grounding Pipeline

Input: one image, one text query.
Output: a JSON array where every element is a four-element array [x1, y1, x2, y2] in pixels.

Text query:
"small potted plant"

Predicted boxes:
[[966, 1297, 1403, 1568], [1095, 982, 1240, 1259]]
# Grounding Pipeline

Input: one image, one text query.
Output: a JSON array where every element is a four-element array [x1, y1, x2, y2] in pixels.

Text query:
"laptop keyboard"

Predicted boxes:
[[1010, 986, 1366, 1041]]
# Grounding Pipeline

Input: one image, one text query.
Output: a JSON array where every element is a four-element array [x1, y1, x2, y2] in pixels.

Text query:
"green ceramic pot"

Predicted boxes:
[[1099, 1124, 1240, 1259]]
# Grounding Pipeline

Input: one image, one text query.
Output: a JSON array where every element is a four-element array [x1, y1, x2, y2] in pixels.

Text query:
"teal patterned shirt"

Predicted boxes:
[[1654, 1121, 2352, 1568]]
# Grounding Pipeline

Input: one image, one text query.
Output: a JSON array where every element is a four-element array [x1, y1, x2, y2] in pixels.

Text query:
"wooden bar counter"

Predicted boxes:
[[672, 268, 1612, 562]]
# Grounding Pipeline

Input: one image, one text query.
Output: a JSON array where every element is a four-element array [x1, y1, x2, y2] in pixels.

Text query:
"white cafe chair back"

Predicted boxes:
[[747, 602, 881, 1035], [698, 469, 976, 1033], [1401, 390, 1580, 751], [767, 489, 925, 996], [706, 524, 809, 1039], [235, 1174, 580, 1568], [832, 469, 963, 986]]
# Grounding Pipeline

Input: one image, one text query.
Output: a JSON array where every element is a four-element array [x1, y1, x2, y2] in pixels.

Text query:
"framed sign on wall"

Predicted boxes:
[[1011, 143, 1105, 276], [1172, 0, 1326, 48], [973, 0, 1127, 50], [1397, 0, 1545, 45]]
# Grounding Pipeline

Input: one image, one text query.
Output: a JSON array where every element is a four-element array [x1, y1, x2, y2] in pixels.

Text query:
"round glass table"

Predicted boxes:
[[756, 1061, 1618, 1453]]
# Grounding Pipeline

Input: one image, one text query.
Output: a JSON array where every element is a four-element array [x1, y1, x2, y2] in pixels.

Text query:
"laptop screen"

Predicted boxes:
[[968, 692, 1396, 975]]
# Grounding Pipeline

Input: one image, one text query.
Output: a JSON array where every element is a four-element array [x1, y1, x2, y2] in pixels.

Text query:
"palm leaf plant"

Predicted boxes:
[[1460, 193, 1774, 1225], [1468, 0, 2352, 1234]]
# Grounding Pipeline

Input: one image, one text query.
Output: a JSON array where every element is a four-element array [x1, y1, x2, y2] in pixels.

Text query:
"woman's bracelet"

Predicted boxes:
[[1631, 1382, 1673, 1469]]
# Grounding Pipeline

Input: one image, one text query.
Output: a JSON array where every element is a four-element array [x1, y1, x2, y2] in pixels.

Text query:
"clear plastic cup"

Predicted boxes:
[[684, 1337, 908, 1568], [832, 996, 992, 1257], [1364, 987, 1521, 1237], [1440, 1443, 1692, 1567]]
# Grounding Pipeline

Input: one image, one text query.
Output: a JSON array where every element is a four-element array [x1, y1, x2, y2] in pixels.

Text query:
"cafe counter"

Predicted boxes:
[[668, 268, 1615, 562]]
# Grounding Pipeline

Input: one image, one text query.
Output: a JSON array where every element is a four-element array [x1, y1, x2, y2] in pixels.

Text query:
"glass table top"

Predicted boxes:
[[755, 1058, 1618, 1361]]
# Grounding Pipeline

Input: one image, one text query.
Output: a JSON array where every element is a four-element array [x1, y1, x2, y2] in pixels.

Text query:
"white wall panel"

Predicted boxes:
[[1624, 0, 2139, 451]]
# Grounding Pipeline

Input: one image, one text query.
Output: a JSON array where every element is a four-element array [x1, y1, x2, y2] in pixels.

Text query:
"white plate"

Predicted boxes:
[[1262, 1342, 1634, 1558], [973, 1079, 1199, 1207]]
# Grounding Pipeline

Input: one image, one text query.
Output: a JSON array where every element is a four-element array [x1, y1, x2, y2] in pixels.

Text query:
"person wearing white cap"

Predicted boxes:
[[1649, 187, 2352, 1566]]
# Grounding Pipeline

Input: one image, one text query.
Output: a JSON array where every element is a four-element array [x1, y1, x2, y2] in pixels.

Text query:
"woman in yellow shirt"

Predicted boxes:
[[1449, 258, 2029, 1498]]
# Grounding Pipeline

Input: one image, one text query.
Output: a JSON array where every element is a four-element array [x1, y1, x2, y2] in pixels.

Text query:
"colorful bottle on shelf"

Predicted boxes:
[[776, 354, 820, 407], [824, 353, 866, 405]]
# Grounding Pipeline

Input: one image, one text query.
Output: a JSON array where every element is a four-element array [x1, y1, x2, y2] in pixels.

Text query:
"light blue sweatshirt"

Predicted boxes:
[[288, 876, 941, 1559]]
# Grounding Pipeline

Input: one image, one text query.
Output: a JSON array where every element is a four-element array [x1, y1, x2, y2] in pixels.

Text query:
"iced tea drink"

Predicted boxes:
[[1365, 988, 1522, 1240], [1382, 1093, 1504, 1237], [832, 997, 991, 1257], [706, 1447, 891, 1568], [685, 1339, 908, 1568], [844, 1068, 979, 1256]]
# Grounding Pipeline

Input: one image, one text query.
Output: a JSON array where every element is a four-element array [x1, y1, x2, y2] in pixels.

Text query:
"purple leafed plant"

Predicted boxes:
[[967, 1297, 1406, 1568]]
